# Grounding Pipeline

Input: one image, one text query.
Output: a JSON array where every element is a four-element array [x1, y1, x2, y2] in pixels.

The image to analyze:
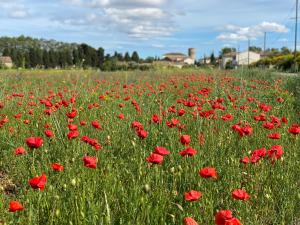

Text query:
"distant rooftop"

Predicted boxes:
[[164, 53, 187, 57]]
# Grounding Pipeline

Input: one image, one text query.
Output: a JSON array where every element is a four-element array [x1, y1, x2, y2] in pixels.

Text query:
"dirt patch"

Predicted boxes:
[[0, 171, 18, 195]]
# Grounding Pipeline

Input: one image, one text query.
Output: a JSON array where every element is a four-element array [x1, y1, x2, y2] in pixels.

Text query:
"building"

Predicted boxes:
[[163, 48, 196, 65], [222, 51, 261, 69], [0, 56, 13, 68]]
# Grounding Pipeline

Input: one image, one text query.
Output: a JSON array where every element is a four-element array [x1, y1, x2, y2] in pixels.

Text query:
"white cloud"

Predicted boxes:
[[217, 21, 289, 42], [9, 9, 29, 18], [0, 1, 30, 19], [62, 0, 176, 39]]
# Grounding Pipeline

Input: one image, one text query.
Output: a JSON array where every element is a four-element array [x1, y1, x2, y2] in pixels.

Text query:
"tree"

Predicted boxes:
[[220, 47, 236, 56], [131, 51, 139, 63], [42, 50, 50, 68], [249, 46, 262, 53], [97, 47, 105, 69], [210, 53, 216, 65], [281, 47, 291, 55], [124, 52, 131, 62]]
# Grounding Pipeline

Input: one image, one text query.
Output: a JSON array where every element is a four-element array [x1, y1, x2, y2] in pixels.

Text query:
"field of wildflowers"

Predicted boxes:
[[0, 69, 299, 225]]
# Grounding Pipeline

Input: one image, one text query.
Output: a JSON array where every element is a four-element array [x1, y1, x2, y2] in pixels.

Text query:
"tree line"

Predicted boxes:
[[0, 36, 146, 70]]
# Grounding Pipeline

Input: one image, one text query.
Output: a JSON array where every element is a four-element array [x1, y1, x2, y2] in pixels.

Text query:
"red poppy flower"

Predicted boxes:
[[263, 122, 275, 130], [221, 114, 234, 121], [80, 120, 87, 126], [250, 147, 267, 163], [29, 174, 47, 191], [153, 146, 170, 156], [199, 167, 217, 179], [224, 218, 242, 225], [281, 117, 288, 124], [180, 147, 197, 157], [83, 156, 97, 169], [180, 135, 191, 145], [66, 108, 77, 118], [91, 120, 102, 129], [183, 217, 199, 225], [137, 129, 148, 139], [118, 113, 125, 120], [288, 124, 300, 135], [15, 147, 26, 155], [232, 189, 250, 201], [268, 145, 284, 160], [44, 130, 54, 138], [131, 121, 144, 130], [9, 200, 24, 212], [277, 97, 284, 103], [184, 190, 202, 201], [151, 114, 161, 123], [215, 210, 241, 225], [240, 156, 250, 164], [68, 124, 78, 131], [146, 153, 164, 164], [26, 137, 43, 149], [52, 163, 64, 172], [268, 133, 280, 139], [67, 130, 79, 139], [178, 109, 186, 116]]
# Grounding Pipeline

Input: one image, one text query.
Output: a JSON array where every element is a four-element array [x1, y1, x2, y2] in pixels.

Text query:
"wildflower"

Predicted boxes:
[[146, 153, 164, 164], [232, 189, 250, 201], [180, 147, 197, 157], [29, 174, 47, 191], [184, 190, 202, 201], [9, 201, 24, 212], [52, 163, 64, 172], [26, 137, 43, 149], [199, 167, 217, 179], [83, 156, 97, 169], [180, 135, 191, 146], [153, 146, 170, 156], [15, 147, 26, 155]]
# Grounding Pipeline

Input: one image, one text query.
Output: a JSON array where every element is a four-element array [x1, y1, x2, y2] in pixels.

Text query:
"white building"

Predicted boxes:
[[222, 51, 261, 68]]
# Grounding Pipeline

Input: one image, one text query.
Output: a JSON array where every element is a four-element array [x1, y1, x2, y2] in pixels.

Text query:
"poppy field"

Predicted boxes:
[[0, 70, 299, 225]]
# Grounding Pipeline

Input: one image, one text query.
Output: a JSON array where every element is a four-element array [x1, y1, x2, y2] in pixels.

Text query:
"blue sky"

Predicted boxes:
[[0, 0, 298, 58]]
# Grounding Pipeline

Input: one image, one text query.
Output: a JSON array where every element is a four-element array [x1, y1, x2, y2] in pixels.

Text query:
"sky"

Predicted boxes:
[[0, 0, 298, 58]]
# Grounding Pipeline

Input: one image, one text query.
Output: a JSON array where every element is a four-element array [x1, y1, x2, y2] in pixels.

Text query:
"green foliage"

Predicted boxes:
[[0, 36, 143, 71], [220, 47, 236, 56], [131, 51, 140, 63]]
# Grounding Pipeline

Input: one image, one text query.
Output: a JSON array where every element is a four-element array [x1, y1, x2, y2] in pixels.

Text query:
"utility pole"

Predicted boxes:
[[248, 39, 250, 66], [264, 32, 267, 52], [294, 0, 299, 71]]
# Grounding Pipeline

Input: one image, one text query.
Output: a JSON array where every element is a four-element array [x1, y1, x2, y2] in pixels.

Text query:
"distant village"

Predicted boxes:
[[0, 36, 299, 72], [0, 48, 267, 69]]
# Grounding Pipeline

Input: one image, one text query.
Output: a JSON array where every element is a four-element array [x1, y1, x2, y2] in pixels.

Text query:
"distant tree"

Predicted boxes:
[[220, 47, 236, 56], [2, 48, 10, 57], [145, 57, 155, 63], [249, 46, 262, 53], [131, 51, 139, 63], [281, 47, 291, 55], [124, 52, 131, 62], [210, 52, 216, 65], [42, 49, 50, 68], [97, 47, 105, 69], [72, 49, 80, 67]]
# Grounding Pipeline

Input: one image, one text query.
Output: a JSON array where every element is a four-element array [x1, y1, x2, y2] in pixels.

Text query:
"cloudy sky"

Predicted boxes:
[[0, 0, 297, 58]]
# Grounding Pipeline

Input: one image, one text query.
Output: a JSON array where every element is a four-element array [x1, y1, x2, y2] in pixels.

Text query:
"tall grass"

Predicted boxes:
[[0, 69, 299, 225]]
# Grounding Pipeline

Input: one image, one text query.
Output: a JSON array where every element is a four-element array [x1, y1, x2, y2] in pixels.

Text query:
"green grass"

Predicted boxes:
[[0, 69, 299, 225]]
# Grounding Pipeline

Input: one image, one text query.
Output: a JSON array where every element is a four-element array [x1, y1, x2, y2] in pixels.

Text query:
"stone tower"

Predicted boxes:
[[188, 48, 196, 60]]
